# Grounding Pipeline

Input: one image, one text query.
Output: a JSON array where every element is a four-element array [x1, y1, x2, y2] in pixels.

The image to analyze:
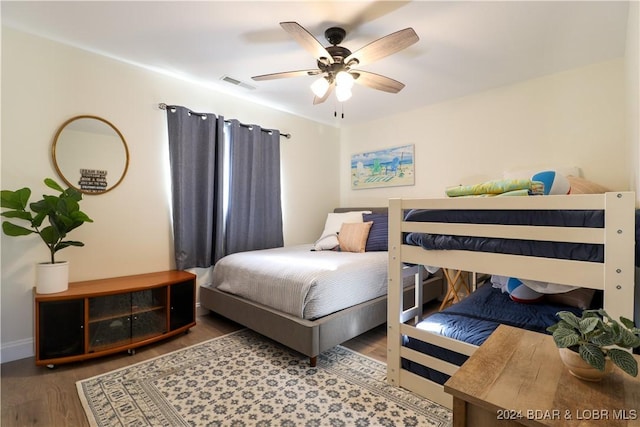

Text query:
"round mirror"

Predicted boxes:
[[52, 115, 129, 194]]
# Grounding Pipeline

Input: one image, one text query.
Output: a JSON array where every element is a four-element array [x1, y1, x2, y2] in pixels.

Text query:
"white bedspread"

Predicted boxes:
[[211, 244, 388, 319]]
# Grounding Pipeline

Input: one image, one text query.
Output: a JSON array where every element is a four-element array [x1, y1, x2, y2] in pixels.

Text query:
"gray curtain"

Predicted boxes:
[[166, 106, 225, 269], [166, 107, 284, 269], [225, 119, 284, 254]]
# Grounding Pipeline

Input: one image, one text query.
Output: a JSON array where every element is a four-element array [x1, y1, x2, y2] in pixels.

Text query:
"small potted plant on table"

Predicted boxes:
[[1, 178, 93, 293], [547, 309, 640, 381]]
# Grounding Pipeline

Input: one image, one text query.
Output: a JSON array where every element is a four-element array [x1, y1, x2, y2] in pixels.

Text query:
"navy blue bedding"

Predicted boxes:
[[405, 233, 604, 262], [404, 209, 605, 262], [402, 284, 584, 385]]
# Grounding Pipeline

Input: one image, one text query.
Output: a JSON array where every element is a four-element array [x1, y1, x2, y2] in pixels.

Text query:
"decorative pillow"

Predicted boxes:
[[503, 166, 580, 180], [505, 277, 544, 303], [362, 213, 388, 251], [566, 175, 610, 194], [519, 278, 577, 294], [338, 221, 373, 253], [312, 234, 339, 251], [545, 288, 596, 309], [490, 275, 509, 292], [314, 211, 371, 251], [493, 275, 578, 304], [531, 170, 571, 195]]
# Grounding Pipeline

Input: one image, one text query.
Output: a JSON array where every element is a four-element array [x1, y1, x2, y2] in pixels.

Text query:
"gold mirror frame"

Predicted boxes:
[[52, 115, 130, 195]]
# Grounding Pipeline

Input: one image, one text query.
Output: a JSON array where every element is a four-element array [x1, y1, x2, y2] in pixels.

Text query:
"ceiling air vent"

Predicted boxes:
[[220, 75, 255, 90]]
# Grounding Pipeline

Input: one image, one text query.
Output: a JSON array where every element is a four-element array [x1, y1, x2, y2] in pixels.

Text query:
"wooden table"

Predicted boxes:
[[444, 324, 640, 426]]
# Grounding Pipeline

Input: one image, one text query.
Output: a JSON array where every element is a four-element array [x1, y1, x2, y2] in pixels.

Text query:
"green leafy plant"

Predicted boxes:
[[548, 309, 640, 377], [1, 178, 93, 264]]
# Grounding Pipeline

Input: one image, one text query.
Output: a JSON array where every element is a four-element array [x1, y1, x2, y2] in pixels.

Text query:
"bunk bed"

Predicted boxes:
[[387, 192, 637, 408], [200, 207, 443, 367]]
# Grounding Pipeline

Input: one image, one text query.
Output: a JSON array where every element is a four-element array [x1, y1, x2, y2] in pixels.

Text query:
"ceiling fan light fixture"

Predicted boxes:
[[335, 71, 354, 89], [335, 85, 352, 102], [310, 77, 330, 97]]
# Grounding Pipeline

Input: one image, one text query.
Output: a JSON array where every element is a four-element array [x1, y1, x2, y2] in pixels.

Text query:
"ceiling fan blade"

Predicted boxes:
[[352, 70, 405, 93], [280, 21, 334, 64], [344, 28, 418, 67], [252, 69, 321, 81], [313, 83, 334, 105]]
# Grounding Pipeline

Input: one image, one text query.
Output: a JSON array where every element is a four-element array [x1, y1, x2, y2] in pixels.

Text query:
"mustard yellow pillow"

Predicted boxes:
[[338, 221, 373, 253], [567, 175, 610, 194]]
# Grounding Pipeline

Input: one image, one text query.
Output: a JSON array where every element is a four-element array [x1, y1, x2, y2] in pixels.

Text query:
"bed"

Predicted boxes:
[[200, 207, 444, 366], [386, 192, 637, 408]]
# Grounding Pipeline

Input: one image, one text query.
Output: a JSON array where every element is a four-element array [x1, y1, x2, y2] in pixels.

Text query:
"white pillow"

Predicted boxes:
[[321, 211, 371, 235], [503, 166, 580, 180], [519, 278, 577, 294], [314, 211, 371, 251], [491, 275, 577, 294], [313, 233, 339, 251], [491, 274, 509, 292]]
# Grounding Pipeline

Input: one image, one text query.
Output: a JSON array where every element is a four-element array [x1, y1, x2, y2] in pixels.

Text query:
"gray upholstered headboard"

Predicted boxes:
[[333, 207, 387, 215]]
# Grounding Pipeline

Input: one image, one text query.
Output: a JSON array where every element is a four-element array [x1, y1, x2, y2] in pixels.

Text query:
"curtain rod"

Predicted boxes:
[[158, 103, 291, 140]]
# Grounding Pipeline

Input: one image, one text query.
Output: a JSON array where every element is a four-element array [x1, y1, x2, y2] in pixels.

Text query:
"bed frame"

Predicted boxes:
[[200, 207, 444, 366], [387, 192, 636, 408]]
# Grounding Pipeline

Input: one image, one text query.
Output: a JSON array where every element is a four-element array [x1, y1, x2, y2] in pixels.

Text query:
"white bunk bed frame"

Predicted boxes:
[[387, 192, 636, 409]]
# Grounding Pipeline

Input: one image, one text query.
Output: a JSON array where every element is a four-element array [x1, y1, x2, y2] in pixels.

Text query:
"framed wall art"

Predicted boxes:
[[351, 144, 415, 189]]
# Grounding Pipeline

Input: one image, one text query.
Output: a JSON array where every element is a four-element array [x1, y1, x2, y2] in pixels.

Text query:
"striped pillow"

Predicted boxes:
[[363, 213, 388, 251]]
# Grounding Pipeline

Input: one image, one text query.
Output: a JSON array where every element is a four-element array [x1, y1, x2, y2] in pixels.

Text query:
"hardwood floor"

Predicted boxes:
[[1, 312, 389, 427]]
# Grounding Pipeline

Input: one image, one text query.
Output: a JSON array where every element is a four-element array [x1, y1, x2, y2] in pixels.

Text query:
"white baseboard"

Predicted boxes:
[[1, 338, 34, 364]]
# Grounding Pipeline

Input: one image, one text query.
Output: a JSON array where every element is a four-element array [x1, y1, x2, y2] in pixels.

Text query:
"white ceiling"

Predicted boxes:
[[1, 1, 630, 126]]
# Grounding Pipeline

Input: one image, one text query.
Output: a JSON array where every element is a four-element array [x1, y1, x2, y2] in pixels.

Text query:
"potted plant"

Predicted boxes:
[[547, 309, 640, 381], [1, 178, 93, 293]]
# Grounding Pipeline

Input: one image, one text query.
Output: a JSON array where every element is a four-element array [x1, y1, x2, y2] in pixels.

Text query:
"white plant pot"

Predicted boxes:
[[36, 261, 69, 294]]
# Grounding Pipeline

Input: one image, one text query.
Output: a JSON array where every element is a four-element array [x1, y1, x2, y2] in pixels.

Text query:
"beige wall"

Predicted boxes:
[[626, 1, 640, 327], [627, 1, 640, 200], [0, 28, 340, 362], [339, 59, 629, 207]]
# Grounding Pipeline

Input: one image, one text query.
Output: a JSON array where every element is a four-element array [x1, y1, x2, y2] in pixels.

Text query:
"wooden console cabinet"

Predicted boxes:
[[34, 270, 196, 367]]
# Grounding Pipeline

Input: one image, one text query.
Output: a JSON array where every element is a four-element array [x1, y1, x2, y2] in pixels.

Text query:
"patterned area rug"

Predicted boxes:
[[77, 329, 451, 426]]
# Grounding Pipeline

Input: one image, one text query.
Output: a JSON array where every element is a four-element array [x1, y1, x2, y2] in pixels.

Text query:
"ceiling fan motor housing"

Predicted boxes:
[[325, 27, 346, 45], [317, 45, 353, 72]]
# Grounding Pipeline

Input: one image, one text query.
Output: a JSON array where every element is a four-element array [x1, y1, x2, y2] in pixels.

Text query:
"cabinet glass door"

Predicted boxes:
[[88, 289, 168, 352], [88, 293, 132, 352], [131, 288, 167, 340]]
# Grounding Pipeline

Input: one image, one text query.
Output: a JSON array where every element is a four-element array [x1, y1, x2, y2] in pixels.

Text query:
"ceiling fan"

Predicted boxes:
[[251, 22, 419, 104]]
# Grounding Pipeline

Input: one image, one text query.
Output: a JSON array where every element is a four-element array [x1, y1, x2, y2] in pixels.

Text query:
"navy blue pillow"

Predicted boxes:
[[363, 213, 388, 251]]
